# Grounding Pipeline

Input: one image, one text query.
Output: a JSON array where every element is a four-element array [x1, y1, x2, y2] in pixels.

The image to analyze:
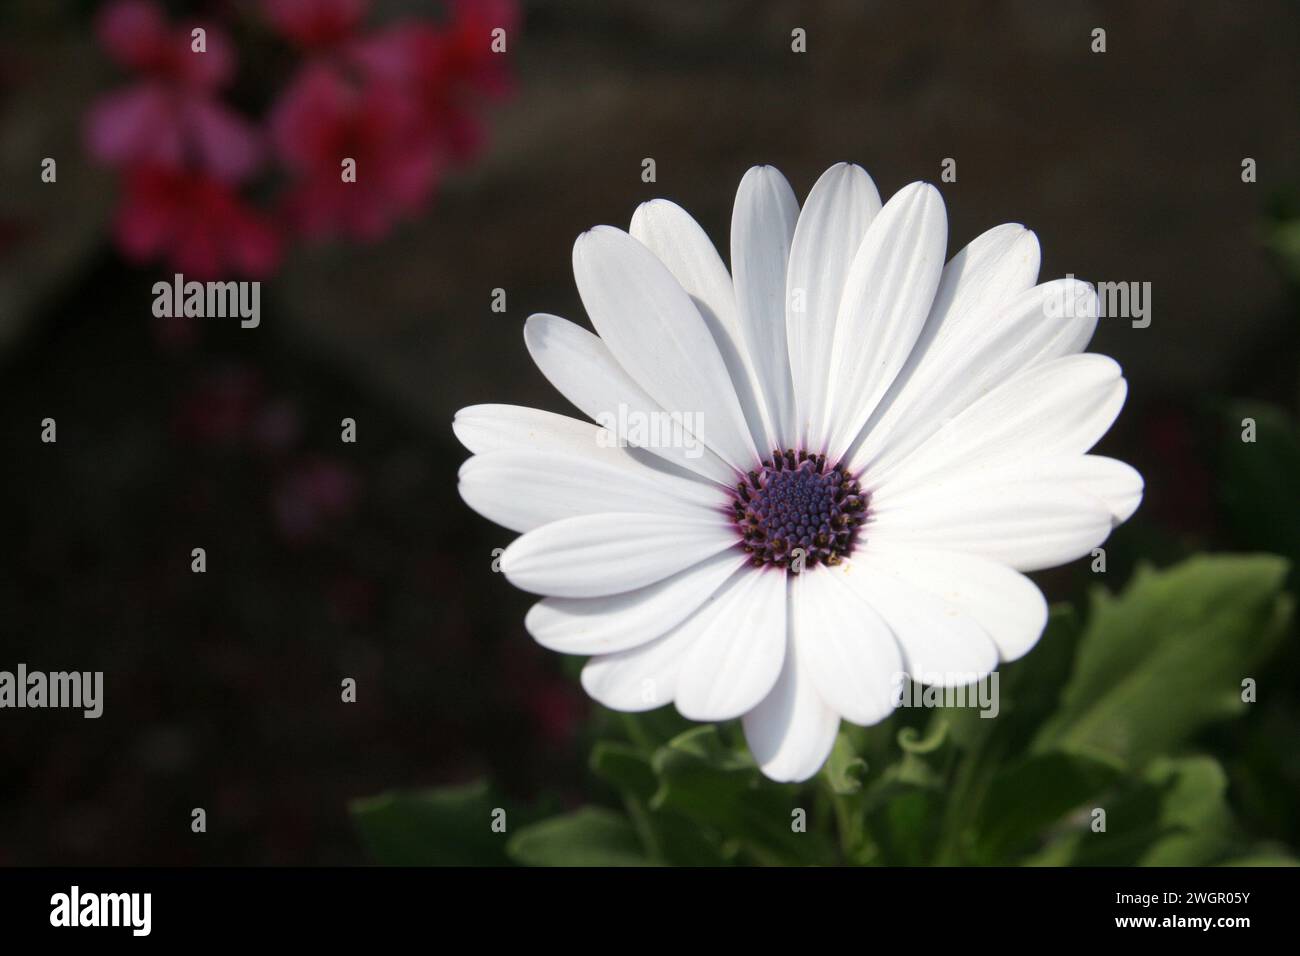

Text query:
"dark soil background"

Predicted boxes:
[[0, 0, 1297, 864]]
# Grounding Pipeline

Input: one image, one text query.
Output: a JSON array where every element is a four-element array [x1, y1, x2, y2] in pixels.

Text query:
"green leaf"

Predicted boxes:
[[1137, 756, 1235, 866], [854, 733, 945, 818], [604, 705, 694, 751], [1034, 555, 1292, 764], [854, 746, 948, 865], [870, 789, 945, 866], [1266, 214, 1300, 282], [507, 807, 652, 866], [822, 730, 868, 795], [590, 741, 657, 801], [351, 779, 517, 866], [898, 717, 948, 754], [991, 605, 1083, 753], [630, 802, 732, 866], [650, 726, 835, 865], [1022, 784, 1168, 867], [1022, 757, 1243, 867], [590, 740, 729, 865], [972, 749, 1125, 864]]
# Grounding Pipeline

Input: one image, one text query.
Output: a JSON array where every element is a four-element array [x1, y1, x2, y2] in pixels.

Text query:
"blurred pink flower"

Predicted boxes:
[[86, 0, 262, 182], [263, 0, 371, 49], [432, 0, 519, 99], [351, 0, 518, 161], [114, 166, 281, 279], [86, 0, 516, 275], [269, 64, 440, 241]]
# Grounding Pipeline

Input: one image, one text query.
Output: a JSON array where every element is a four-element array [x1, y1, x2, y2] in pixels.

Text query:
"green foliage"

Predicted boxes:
[[1212, 401, 1300, 852], [352, 555, 1295, 866], [1266, 211, 1300, 284], [971, 750, 1124, 864], [1034, 555, 1291, 763], [350, 780, 521, 866], [646, 726, 836, 865], [507, 808, 650, 866]]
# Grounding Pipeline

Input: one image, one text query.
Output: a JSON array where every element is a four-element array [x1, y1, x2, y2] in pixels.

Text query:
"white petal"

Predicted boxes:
[[730, 166, 800, 449], [793, 565, 902, 725], [580, 606, 715, 712], [501, 512, 736, 598], [868, 478, 1114, 572], [630, 200, 770, 454], [823, 183, 947, 460], [874, 353, 1127, 493], [573, 226, 759, 471], [832, 556, 1000, 682], [1012, 455, 1144, 524], [924, 223, 1043, 350], [904, 454, 1142, 527], [580, 563, 752, 711], [523, 313, 736, 485], [452, 404, 610, 457], [629, 199, 739, 339], [458, 448, 723, 534], [742, 633, 840, 783], [675, 569, 788, 721], [525, 550, 748, 655], [786, 163, 882, 448], [860, 544, 1048, 662], [850, 273, 1096, 477], [844, 224, 1039, 472]]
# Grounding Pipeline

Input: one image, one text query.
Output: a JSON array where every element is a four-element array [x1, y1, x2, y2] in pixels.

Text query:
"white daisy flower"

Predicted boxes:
[[454, 163, 1142, 782]]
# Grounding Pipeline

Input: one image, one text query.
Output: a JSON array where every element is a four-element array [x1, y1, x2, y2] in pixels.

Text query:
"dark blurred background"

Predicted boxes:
[[0, 0, 1297, 864]]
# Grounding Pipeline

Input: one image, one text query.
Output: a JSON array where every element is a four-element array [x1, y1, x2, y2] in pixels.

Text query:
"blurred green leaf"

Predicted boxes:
[[609, 705, 694, 751], [633, 804, 733, 866], [650, 726, 834, 865], [351, 780, 517, 866], [1034, 555, 1292, 764], [990, 606, 1083, 752], [1024, 756, 1252, 866], [870, 790, 945, 866], [823, 730, 869, 795], [1266, 215, 1300, 283], [1137, 756, 1235, 866], [854, 744, 948, 865], [898, 717, 948, 755], [590, 740, 729, 865], [590, 741, 657, 801], [972, 749, 1124, 864], [508, 807, 651, 866], [1022, 779, 1167, 866]]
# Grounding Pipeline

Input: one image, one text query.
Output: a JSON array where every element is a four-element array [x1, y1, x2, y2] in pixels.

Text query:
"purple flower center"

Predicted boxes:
[[732, 450, 867, 573]]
